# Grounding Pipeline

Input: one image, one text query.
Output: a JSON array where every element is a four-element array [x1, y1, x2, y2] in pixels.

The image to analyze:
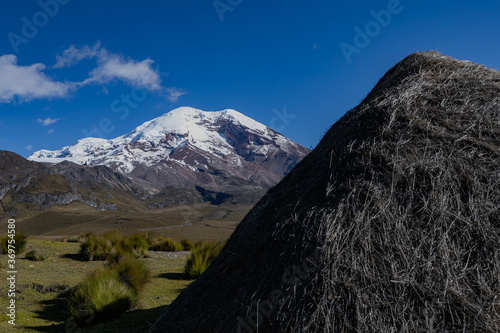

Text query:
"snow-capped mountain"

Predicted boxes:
[[29, 107, 309, 199]]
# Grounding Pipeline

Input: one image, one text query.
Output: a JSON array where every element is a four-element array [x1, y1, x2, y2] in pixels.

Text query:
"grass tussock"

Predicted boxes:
[[67, 267, 137, 323], [78, 231, 194, 261], [184, 241, 224, 278], [78, 231, 151, 261], [118, 233, 149, 258], [149, 237, 185, 252], [67, 256, 150, 324], [110, 255, 151, 294], [0, 233, 27, 255], [25, 249, 48, 261], [180, 239, 193, 251], [79, 234, 114, 261]]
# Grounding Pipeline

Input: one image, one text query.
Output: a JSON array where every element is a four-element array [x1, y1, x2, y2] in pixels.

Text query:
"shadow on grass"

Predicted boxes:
[[32, 290, 71, 323], [157, 272, 190, 280], [25, 305, 166, 333], [60, 252, 87, 261]]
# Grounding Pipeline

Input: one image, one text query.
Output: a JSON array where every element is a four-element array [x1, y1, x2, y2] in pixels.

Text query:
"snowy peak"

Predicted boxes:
[[29, 107, 310, 192], [118, 107, 269, 146]]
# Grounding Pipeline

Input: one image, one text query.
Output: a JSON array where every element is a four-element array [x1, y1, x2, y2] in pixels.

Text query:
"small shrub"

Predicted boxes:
[[25, 249, 47, 261], [15, 233, 27, 253], [67, 267, 137, 324], [103, 230, 122, 244], [166, 239, 184, 252], [0, 233, 27, 255], [68, 256, 150, 324], [106, 247, 130, 264], [119, 233, 149, 258], [147, 235, 166, 251], [180, 239, 193, 251], [150, 238, 183, 252], [110, 255, 150, 294], [78, 231, 152, 261], [145, 233, 161, 249], [79, 234, 113, 261], [76, 232, 96, 245], [1, 236, 7, 254], [185, 241, 224, 278]]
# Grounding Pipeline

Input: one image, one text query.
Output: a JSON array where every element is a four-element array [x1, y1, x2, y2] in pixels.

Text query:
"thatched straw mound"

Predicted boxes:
[[150, 52, 500, 332]]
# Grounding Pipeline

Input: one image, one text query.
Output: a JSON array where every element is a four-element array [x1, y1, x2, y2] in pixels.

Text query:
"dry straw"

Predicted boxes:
[[150, 51, 500, 332]]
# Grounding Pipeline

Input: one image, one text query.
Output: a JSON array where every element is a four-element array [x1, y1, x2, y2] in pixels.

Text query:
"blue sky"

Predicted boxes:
[[1, 0, 500, 155]]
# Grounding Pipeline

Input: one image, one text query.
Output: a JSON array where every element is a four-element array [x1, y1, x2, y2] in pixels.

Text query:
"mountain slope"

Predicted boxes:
[[0, 150, 146, 216], [29, 107, 309, 199], [0, 150, 257, 237]]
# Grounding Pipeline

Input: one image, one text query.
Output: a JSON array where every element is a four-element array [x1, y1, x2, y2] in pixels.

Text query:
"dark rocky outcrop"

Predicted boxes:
[[150, 52, 500, 332]]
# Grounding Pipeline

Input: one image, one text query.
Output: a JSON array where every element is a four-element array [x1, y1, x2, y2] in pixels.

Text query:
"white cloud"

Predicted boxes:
[[53, 42, 101, 68], [0, 43, 185, 104], [55, 43, 162, 91], [47, 129, 55, 134], [25, 145, 33, 151], [38, 117, 61, 126], [0, 55, 71, 103], [165, 87, 186, 103], [84, 51, 162, 91]]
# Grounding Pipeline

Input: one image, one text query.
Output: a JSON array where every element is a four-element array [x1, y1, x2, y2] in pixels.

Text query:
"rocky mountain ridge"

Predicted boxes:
[[29, 107, 310, 197]]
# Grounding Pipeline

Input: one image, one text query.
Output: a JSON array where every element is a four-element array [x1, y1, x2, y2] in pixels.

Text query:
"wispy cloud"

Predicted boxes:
[[38, 117, 61, 126], [47, 129, 55, 134], [53, 42, 101, 68], [165, 87, 186, 102], [25, 145, 33, 151], [0, 55, 71, 103]]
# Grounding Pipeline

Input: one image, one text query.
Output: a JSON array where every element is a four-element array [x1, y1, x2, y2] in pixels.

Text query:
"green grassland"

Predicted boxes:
[[0, 171, 254, 241], [1, 202, 251, 241], [0, 189, 249, 331], [0, 238, 194, 332]]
